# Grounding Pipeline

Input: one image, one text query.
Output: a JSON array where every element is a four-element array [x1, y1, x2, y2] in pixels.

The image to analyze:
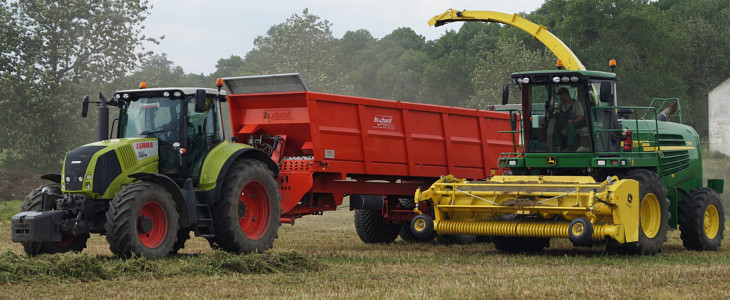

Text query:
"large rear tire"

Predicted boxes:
[[20, 184, 89, 256], [678, 188, 725, 251], [209, 159, 281, 253], [105, 182, 179, 259], [607, 169, 669, 255], [354, 208, 399, 244]]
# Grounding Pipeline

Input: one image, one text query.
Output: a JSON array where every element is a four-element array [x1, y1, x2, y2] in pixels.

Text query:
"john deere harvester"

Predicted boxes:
[[409, 9, 725, 254], [11, 81, 281, 258]]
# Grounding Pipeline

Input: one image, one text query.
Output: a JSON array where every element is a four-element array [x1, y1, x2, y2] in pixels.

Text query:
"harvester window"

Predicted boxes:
[[526, 84, 592, 153]]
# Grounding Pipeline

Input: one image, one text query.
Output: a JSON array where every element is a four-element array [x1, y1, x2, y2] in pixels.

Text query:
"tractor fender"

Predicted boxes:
[[128, 172, 191, 228], [198, 142, 277, 205]]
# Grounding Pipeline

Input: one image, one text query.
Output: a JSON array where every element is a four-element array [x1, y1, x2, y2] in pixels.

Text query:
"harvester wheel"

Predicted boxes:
[[20, 183, 89, 256], [408, 214, 435, 240], [209, 159, 281, 253], [492, 236, 549, 253], [568, 217, 593, 246], [607, 169, 669, 255], [354, 209, 399, 243], [399, 223, 435, 242], [105, 181, 179, 258], [678, 188, 725, 251]]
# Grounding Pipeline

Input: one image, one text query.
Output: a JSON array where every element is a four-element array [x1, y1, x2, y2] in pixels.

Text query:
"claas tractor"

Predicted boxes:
[[11, 81, 281, 258], [410, 9, 725, 254]]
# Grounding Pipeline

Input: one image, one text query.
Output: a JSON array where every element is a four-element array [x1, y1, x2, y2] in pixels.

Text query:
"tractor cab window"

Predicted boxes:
[[525, 84, 592, 153], [120, 97, 183, 174], [185, 97, 224, 179], [120, 97, 182, 141]]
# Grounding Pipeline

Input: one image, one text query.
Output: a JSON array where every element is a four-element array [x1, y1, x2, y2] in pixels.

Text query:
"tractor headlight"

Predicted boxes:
[[597, 160, 606, 166], [122, 93, 129, 99], [65, 177, 71, 183], [508, 160, 518, 166], [552, 76, 561, 83], [163, 91, 170, 97], [570, 76, 579, 82], [173, 91, 182, 97], [86, 183, 91, 189], [78, 176, 83, 182], [522, 77, 530, 84], [561, 76, 570, 83], [86, 174, 92, 180]]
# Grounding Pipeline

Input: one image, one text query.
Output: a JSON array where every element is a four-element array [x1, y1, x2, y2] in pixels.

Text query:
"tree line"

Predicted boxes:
[[2, 0, 729, 172]]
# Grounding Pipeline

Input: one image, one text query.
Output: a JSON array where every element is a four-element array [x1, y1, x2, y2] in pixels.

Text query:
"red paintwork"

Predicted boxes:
[[138, 201, 168, 248], [238, 180, 270, 240], [227, 91, 514, 222]]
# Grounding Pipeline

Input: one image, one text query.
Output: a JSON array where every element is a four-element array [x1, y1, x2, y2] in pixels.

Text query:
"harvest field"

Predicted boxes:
[[1, 197, 729, 299]]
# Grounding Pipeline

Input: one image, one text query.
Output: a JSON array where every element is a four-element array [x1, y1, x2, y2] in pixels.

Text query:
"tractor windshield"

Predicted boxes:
[[119, 97, 183, 142], [525, 83, 592, 153]]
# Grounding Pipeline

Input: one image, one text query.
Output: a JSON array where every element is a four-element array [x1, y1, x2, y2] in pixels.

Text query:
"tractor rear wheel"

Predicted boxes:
[[209, 159, 281, 253], [354, 208, 399, 243], [492, 236, 550, 253], [678, 188, 725, 251], [607, 169, 669, 255], [20, 183, 89, 256], [105, 181, 179, 258]]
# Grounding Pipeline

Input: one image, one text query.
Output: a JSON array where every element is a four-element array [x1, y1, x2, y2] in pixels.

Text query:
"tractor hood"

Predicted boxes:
[[61, 137, 159, 198]]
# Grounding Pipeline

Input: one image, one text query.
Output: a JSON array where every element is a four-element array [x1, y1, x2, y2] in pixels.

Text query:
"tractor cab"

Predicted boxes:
[[113, 86, 227, 183], [499, 70, 621, 175]]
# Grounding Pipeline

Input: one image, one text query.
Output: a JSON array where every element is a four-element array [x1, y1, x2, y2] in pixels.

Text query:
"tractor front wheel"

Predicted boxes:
[[209, 159, 281, 253], [678, 188, 725, 251], [105, 182, 179, 258], [20, 183, 89, 256]]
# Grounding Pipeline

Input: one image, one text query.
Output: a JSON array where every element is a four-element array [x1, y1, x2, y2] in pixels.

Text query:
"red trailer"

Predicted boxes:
[[223, 74, 514, 243]]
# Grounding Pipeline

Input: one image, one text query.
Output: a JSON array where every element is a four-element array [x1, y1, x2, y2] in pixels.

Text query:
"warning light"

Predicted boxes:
[[139, 81, 147, 89], [556, 60, 564, 70]]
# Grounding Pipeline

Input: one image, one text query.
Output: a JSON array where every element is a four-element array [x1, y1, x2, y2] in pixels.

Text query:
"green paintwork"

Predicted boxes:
[[61, 138, 159, 199], [502, 70, 719, 230], [197, 141, 253, 192]]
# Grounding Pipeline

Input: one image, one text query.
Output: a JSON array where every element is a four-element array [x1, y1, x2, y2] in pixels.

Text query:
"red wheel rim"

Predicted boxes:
[[238, 181, 270, 240], [138, 201, 168, 248]]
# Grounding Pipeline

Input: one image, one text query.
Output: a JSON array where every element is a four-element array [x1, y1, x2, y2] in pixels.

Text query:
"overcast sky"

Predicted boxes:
[[144, 0, 546, 75]]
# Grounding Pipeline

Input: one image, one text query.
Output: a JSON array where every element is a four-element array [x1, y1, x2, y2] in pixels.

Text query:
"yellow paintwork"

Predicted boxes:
[[705, 204, 720, 239], [415, 174, 640, 244], [640, 193, 661, 238], [428, 9, 586, 71]]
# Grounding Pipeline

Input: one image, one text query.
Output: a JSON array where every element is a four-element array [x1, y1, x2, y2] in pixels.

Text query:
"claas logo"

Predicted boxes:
[[135, 142, 155, 149]]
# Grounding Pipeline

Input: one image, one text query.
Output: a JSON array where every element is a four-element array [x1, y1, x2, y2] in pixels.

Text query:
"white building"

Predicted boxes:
[[708, 78, 730, 156]]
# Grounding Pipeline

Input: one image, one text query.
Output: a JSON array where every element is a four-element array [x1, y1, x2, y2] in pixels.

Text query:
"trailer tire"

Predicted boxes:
[[608, 169, 669, 255], [354, 209, 399, 243], [209, 159, 281, 253], [492, 236, 549, 253], [105, 182, 179, 259], [678, 188, 725, 251], [20, 184, 89, 256]]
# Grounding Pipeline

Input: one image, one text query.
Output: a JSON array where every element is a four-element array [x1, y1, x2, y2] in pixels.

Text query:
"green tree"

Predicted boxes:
[[469, 37, 553, 109], [0, 0, 156, 172], [242, 9, 352, 94]]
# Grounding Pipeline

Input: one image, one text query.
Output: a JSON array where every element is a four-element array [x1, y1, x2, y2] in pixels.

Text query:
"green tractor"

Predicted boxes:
[[412, 67, 725, 254], [11, 82, 281, 258]]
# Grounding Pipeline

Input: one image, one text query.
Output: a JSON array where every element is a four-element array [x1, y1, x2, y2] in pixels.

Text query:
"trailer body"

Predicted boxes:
[[223, 75, 514, 225]]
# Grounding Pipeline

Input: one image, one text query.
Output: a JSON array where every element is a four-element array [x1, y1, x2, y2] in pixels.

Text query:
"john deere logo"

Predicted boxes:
[[546, 156, 557, 166]]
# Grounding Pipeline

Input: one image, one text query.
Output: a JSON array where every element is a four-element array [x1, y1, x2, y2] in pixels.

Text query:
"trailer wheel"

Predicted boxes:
[[209, 159, 281, 253], [105, 182, 179, 258], [608, 169, 669, 255], [354, 209, 399, 243], [492, 236, 549, 253], [678, 188, 725, 251], [20, 184, 89, 256]]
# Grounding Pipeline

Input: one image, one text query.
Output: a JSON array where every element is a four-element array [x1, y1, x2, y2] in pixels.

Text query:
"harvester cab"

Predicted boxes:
[[410, 9, 725, 254], [12, 81, 282, 259]]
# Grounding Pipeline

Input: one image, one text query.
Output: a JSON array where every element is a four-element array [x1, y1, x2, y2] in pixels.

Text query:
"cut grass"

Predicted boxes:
[[2, 198, 729, 299]]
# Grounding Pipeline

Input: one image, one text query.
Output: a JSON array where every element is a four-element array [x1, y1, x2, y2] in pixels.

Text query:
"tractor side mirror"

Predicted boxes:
[[195, 89, 207, 113], [501, 85, 509, 105], [81, 95, 90, 118], [600, 81, 613, 104]]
